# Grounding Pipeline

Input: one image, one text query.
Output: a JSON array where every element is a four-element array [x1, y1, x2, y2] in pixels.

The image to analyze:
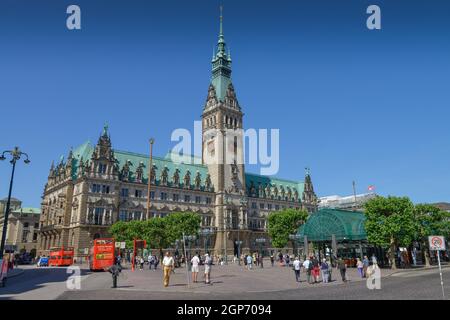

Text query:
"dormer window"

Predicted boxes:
[[98, 163, 107, 174]]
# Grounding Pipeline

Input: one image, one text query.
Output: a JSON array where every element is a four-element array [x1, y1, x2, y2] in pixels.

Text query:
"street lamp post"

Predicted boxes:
[[0, 147, 30, 261], [146, 138, 155, 220], [184, 235, 196, 268], [255, 238, 266, 267], [235, 240, 242, 265], [201, 228, 212, 255]]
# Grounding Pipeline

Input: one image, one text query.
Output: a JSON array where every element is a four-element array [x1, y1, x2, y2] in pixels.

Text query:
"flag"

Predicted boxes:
[[368, 185, 375, 192]]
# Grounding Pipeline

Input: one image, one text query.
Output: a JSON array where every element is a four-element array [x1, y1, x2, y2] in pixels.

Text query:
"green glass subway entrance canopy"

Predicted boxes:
[[297, 209, 367, 242]]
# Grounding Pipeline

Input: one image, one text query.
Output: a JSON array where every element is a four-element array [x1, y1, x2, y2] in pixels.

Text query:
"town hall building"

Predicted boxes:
[[37, 13, 318, 259]]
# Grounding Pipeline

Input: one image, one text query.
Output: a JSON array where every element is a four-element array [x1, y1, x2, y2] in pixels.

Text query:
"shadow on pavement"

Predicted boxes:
[[0, 267, 92, 298]]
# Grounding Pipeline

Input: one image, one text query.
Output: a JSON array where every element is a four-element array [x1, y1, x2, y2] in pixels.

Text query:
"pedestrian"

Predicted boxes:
[[162, 252, 174, 287], [259, 254, 264, 268], [362, 255, 369, 277], [107, 263, 121, 288], [303, 256, 312, 284], [320, 258, 329, 283], [246, 254, 253, 270], [204, 253, 212, 284], [139, 256, 144, 270], [154, 255, 159, 270], [337, 257, 347, 283], [371, 253, 377, 266], [191, 253, 200, 283], [243, 254, 248, 266], [312, 256, 320, 283], [148, 254, 154, 270], [278, 252, 283, 266], [270, 255, 274, 267], [293, 256, 301, 282]]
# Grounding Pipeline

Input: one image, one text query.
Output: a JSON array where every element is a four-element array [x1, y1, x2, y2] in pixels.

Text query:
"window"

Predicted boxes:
[[98, 163, 107, 174], [150, 191, 155, 199], [91, 184, 100, 193], [206, 197, 212, 205], [260, 203, 265, 210], [173, 194, 180, 202], [251, 202, 257, 209], [160, 192, 168, 200], [102, 185, 110, 194], [135, 189, 143, 198], [34, 223, 39, 229], [119, 210, 128, 221], [134, 211, 142, 220], [33, 233, 38, 241], [94, 208, 104, 225], [184, 195, 191, 203], [268, 204, 272, 210], [23, 222, 29, 228], [22, 230, 29, 242], [275, 205, 280, 211], [195, 196, 201, 204], [121, 188, 129, 197]]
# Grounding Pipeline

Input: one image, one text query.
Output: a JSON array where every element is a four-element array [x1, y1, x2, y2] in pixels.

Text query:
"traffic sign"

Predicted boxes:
[[120, 242, 126, 249], [429, 236, 446, 251], [115, 242, 121, 248]]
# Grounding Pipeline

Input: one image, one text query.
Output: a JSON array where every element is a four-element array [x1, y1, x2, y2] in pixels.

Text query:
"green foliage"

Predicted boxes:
[[109, 212, 202, 250], [364, 196, 416, 248], [165, 212, 202, 244], [267, 208, 308, 248], [414, 204, 450, 240]]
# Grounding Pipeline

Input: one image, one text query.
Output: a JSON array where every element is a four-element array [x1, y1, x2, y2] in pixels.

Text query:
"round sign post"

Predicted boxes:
[[428, 236, 446, 300]]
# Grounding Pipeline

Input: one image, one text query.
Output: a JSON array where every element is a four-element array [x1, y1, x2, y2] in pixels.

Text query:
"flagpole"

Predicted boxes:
[[146, 138, 155, 220], [352, 181, 357, 211]]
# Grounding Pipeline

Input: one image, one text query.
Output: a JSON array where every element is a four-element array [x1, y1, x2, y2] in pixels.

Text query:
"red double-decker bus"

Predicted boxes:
[[90, 238, 115, 271], [49, 247, 74, 266]]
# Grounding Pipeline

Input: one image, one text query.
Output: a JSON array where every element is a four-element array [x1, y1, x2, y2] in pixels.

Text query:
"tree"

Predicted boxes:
[[267, 208, 308, 249], [414, 204, 450, 266], [364, 196, 416, 269], [165, 212, 202, 244]]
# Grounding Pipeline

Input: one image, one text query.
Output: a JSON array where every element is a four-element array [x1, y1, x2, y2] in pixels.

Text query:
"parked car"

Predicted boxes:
[[37, 257, 49, 267]]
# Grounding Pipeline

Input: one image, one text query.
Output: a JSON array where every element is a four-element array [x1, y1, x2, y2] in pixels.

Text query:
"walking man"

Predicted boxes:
[[337, 257, 347, 283], [362, 255, 369, 277], [303, 256, 312, 284], [293, 256, 301, 282], [204, 253, 212, 284], [162, 252, 174, 287], [191, 253, 200, 283], [320, 258, 329, 283], [246, 254, 253, 270]]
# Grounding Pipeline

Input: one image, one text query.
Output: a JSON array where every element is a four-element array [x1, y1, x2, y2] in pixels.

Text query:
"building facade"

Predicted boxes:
[[37, 14, 318, 258], [0, 197, 41, 255], [319, 193, 377, 211]]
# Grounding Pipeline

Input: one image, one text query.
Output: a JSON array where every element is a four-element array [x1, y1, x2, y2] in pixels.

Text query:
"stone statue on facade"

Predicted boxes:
[[194, 171, 202, 190], [183, 170, 191, 189], [172, 168, 180, 186]]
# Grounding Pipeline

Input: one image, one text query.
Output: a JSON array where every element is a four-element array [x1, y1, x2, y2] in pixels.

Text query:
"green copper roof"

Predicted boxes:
[[211, 8, 232, 102], [69, 141, 305, 197], [246, 173, 304, 197], [15, 207, 41, 214], [297, 209, 367, 241]]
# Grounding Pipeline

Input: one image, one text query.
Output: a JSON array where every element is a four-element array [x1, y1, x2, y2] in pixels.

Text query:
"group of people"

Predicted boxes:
[[132, 254, 160, 270], [161, 251, 213, 287], [241, 253, 263, 269], [292, 256, 332, 284], [355, 255, 376, 278]]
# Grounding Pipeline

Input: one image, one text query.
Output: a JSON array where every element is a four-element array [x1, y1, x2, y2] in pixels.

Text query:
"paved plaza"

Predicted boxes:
[[0, 261, 449, 300]]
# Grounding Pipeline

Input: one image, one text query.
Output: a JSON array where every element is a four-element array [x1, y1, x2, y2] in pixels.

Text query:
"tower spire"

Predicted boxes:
[[220, 5, 223, 36], [211, 5, 232, 102]]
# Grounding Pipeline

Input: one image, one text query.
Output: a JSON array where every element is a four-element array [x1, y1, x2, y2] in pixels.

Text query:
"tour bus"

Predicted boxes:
[[49, 246, 74, 267], [90, 238, 115, 271]]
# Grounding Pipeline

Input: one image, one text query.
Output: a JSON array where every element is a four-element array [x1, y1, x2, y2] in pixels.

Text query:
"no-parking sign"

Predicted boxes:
[[428, 236, 446, 251]]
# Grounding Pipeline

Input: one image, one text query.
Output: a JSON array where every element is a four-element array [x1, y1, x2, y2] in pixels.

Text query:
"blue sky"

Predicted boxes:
[[0, 0, 449, 207]]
